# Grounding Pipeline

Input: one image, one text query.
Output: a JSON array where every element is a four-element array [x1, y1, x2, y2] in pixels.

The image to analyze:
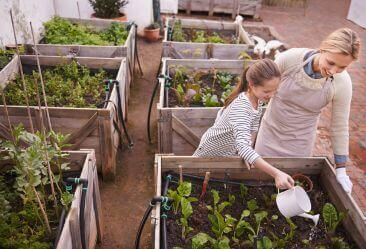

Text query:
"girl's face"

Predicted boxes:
[[317, 51, 353, 77], [250, 77, 280, 102]]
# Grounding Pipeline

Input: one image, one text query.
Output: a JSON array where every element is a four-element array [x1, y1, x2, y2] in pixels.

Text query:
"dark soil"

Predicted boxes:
[[167, 69, 239, 107], [182, 28, 241, 44], [165, 174, 358, 249]]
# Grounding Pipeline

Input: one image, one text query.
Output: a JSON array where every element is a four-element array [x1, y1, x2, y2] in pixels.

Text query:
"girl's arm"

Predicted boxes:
[[252, 157, 294, 189], [229, 99, 294, 189]]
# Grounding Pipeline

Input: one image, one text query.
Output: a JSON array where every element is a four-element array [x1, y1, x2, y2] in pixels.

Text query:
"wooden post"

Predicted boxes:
[[187, 0, 192, 14], [209, 0, 215, 16], [98, 115, 115, 181], [158, 109, 173, 153], [92, 157, 104, 242]]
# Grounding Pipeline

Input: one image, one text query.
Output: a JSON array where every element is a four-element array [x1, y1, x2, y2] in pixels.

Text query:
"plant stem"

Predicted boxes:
[[32, 186, 51, 234]]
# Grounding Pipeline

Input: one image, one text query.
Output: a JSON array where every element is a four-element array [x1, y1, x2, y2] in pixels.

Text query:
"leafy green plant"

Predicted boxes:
[[0, 125, 75, 248], [331, 236, 351, 249], [207, 32, 224, 43], [322, 203, 346, 234], [172, 83, 201, 106], [146, 22, 160, 30], [192, 232, 230, 249], [193, 31, 207, 43], [202, 92, 220, 107], [89, 0, 129, 18], [257, 236, 273, 249], [100, 22, 128, 45], [172, 20, 186, 42], [2, 60, 109, 108], [44, 16, 127, 45], [247, 199, 259, 212], [240, 184, 248, 198], [0, 48, 19, 70], [216, 72, 234, 88], [168, 181, 197, 238], [232, 209, 251, 243]]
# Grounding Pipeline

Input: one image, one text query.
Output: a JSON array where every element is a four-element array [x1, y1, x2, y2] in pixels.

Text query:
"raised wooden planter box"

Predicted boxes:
[[163, 17, 254, 59], [157, 58, 253, 154], [57, 150, 102, 249], [0, 149, 103, 249], [152, 155, 366, 248], [26, 17, 136, 109], [178, 0, 262, 18], [0, 55, 127, 180]]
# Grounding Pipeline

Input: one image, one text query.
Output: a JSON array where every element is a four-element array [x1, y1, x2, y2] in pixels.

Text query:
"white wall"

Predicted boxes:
[[54, 0, 154, 34], [347, 0, 366, 29], [0, 0, 56, 46]]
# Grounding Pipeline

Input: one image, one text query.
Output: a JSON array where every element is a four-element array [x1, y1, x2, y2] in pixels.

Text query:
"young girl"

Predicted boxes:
[[193, 59, 294, 189], [255, 28, 360, 193]]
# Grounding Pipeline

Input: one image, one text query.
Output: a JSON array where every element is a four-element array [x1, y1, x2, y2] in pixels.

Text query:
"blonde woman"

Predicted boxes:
[[194, 59, 294, 189], [255, 28, 361, 193]]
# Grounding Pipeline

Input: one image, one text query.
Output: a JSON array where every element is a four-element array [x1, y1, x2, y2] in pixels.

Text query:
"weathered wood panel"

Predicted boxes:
[[0, 55, 127, 180], [178, 0, 262, 17], [152, 155, 366, 249]]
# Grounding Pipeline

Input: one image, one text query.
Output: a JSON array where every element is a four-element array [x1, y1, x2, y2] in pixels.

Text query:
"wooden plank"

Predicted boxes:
[[158, 109, 173, 153], [20, 55, 122, 69], [0, 55, 19, 89], [321, 164, 366, 247], [172, 114, 200, 147], [66, 112, 98, 149], [84, 160, 94, 249], [92, 156, 104, 242], [98, 115, 115, 180], [208, 0, 214, 16], [153, 155, 162, 249], [69, 207, 83, 249]]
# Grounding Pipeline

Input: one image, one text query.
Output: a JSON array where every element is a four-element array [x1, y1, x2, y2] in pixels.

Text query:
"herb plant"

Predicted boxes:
[[0, 125, 74, 248], [44, 16, 128, 45], [2, 61, 109, 108]]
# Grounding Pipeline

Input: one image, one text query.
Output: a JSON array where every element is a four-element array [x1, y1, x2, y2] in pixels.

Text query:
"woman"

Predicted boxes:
[[193, 59, 294, 189], [255, 28, 360, 193]]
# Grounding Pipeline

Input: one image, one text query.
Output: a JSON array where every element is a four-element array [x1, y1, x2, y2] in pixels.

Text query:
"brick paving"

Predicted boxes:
[[257, 0, 366, 213]]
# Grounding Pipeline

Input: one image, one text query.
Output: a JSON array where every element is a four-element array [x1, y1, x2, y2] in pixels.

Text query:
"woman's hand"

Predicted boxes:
[[274, 171, 295, 189]]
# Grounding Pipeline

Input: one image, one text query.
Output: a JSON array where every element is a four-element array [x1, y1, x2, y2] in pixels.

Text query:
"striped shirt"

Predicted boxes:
[[193, 92, 262, 164]]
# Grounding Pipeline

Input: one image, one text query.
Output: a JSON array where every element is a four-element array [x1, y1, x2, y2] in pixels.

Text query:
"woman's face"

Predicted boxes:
[[250, 77, 280, 102], [317, 51, 354, 77]]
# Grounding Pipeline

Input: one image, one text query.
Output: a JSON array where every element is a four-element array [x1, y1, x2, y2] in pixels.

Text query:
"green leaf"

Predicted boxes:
[[322, 203, 338, 233], [247, 199, 258, 212], [241, 210, 251, 218], [271, 215, 278, 220], [228, 194, 236, 205], [257, 236, 273, 249], [192, 233, 212, 249], [218, 201, 231, 213], [211, 189, 220, 206], [240, 183, 248, 198], [181, 198, 193, 218], [177, 182, 192, 197], [206, 205, 213, 211]]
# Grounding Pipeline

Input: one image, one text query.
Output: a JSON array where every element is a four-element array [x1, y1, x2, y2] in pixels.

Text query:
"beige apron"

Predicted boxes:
[[255, 53, 333, 157]]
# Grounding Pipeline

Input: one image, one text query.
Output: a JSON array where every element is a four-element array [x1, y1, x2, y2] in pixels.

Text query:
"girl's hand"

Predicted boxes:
[[275, 171, 295, 189]]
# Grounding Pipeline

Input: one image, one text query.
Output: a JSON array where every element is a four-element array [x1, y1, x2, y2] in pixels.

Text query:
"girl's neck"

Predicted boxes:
[[246, 91, 259, 110]]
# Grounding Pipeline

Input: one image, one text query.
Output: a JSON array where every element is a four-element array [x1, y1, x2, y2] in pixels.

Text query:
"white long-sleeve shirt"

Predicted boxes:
[[193, 92, 262, 164]]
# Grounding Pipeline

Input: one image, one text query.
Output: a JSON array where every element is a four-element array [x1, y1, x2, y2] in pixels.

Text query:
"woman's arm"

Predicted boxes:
[[331, 72, 353, 193]]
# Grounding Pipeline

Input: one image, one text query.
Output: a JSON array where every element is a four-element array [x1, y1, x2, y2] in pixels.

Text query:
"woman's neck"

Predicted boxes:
[[312, 54, 321, 73], [246, 91, 259, 110]]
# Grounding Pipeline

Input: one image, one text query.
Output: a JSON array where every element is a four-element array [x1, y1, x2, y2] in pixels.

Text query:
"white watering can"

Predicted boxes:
[[276, 186, 320, 226]]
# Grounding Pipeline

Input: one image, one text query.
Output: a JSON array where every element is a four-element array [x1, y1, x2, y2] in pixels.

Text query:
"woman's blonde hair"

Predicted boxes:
[[320, 28, 360, 60], [224, 59, 280, 108]]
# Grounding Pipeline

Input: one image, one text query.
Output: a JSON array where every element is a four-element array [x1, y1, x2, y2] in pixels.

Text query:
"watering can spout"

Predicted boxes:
[[298, 213, 320, 226]]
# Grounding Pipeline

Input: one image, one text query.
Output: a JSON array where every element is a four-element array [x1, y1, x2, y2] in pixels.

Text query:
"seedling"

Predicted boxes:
[[322, 203, 346, 234]]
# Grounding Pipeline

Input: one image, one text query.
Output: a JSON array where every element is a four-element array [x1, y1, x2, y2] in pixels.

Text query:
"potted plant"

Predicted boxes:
[[144, 22, 161, 42], [89, 0, 129, 21]]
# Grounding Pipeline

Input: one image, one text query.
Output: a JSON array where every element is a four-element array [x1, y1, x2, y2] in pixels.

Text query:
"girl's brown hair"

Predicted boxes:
[[320, 28, 360, 60], [224, 59, 280, 108]]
